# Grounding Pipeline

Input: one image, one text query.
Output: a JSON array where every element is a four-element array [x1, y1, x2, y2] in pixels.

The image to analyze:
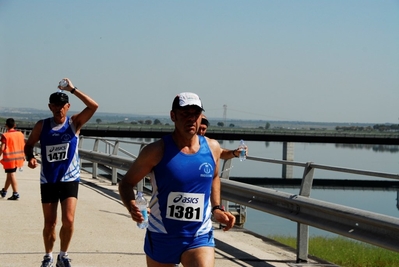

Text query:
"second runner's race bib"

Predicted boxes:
[[46, 143, 69, 162]]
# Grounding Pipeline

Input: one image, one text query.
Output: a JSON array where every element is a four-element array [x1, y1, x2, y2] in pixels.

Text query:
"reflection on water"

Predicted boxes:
[[219, 140, 271, 149], [129, 137, 397, 153], [335, 143, 399, 153]]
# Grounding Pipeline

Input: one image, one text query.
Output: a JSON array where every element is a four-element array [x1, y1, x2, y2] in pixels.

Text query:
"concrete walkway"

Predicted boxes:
[[0, 162, 335, 267]]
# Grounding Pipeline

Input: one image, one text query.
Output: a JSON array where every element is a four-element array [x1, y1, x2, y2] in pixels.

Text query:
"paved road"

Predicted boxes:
[[0, 162, 336, 267]]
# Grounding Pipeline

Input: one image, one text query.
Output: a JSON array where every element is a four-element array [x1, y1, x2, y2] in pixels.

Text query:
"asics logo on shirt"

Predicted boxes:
[[49, 145, 67, 152], [173, 194, 199, 204]]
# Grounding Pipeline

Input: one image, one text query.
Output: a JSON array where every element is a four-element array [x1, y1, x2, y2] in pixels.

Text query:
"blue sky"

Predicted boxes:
[[1, 0, 398, 123]]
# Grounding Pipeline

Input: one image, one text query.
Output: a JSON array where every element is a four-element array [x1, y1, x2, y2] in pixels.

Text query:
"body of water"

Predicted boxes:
[[219, 140, 399, 237]]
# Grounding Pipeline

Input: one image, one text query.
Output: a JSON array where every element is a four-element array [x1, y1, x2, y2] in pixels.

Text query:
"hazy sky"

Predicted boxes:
[[1, 1, 398, 124]]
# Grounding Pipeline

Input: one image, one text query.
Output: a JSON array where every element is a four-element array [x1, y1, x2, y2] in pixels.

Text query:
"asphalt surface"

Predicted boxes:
[[0, 162, 337, 267]]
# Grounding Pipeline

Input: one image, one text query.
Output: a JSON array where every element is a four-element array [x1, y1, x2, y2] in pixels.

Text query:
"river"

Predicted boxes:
[[219, 140, 399, 237]]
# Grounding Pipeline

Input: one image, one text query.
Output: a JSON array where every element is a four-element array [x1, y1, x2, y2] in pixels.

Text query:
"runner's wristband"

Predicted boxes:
[[211, 205, 225, 214]]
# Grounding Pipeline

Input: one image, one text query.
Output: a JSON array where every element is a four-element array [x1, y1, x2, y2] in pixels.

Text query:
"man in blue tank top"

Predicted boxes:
[[24, 78, 98, 267], [119, 92, 236, 266]]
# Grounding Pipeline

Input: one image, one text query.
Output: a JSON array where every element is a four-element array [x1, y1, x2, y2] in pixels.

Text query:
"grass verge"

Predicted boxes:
[[269, 235, 399, 267]]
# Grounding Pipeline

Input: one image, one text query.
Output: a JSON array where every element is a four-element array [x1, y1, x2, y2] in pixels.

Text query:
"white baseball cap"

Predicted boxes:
[[172, 92, 204, 111]]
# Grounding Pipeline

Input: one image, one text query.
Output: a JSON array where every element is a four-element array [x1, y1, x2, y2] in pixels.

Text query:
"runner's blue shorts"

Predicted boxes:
[[144, 230, 214, 264]]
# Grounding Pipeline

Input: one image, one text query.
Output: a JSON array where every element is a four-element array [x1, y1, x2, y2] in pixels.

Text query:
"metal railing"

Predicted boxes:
[[7, 131, 399, 263]]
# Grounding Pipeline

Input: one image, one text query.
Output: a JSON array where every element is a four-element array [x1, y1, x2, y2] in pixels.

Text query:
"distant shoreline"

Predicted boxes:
[[0, 107, 391, 128]]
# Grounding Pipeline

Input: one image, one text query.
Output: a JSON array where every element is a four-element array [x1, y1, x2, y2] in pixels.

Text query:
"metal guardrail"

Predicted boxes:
[[222, 179, 399, 257], [6, 131, 399, 263]]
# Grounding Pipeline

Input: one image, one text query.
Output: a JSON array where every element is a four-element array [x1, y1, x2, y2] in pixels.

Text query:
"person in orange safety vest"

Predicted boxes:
[[0, 118, 25, 200]]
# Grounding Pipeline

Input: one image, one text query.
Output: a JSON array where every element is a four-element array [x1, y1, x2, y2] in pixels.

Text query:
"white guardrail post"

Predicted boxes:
[[111, 140, 120, 185], [296, 162, 315, 263], [220, 158, 247, 228]]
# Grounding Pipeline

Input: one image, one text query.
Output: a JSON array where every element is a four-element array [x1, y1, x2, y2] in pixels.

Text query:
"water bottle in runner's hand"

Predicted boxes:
[[239, 139, 247, 161], [135, 191, 149, 229], [59, 79, 68, 88]]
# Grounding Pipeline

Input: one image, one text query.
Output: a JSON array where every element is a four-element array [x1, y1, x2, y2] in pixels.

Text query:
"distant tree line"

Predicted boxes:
[[92, 116, 398, 133], [372, 124, 399, 131], [336, 124, 399, 132], [335, 126, 373, 131]]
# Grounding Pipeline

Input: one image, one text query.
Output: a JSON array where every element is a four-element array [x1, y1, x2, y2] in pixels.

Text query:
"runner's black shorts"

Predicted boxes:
[[40, 181, 79, 203], [5, 168, 17, 173]]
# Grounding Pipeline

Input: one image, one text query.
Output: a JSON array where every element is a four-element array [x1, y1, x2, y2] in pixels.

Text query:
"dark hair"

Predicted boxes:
[[5, 118, 15, 128], [49, 92, 69, 104], [171, 96, 181, 111], [201, 117, 209, 127]]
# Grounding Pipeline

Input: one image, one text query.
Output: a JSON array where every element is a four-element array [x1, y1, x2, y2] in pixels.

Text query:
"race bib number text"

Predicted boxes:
[[46, 143, 69, 162], [166, 192, 204, 222]]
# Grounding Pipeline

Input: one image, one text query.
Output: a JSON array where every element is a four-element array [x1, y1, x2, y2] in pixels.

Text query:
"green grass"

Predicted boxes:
[[269, 235, 399, 267]]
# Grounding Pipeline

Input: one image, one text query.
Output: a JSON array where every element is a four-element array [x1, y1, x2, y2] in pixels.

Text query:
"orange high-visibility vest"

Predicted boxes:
[[1, 130, 25, 169]]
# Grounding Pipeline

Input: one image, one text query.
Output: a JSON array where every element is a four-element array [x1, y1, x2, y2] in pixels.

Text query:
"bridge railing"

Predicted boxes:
[[14, 123, 399, 145], [77, 136, 152, 192], [6, 131, 399, 263]]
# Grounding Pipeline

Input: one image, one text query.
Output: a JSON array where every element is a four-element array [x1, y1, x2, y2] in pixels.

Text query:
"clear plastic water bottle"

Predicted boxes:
[[238, 139, 247, 161], [59, 79, 68, 88], [135, 191, 148, 229]]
